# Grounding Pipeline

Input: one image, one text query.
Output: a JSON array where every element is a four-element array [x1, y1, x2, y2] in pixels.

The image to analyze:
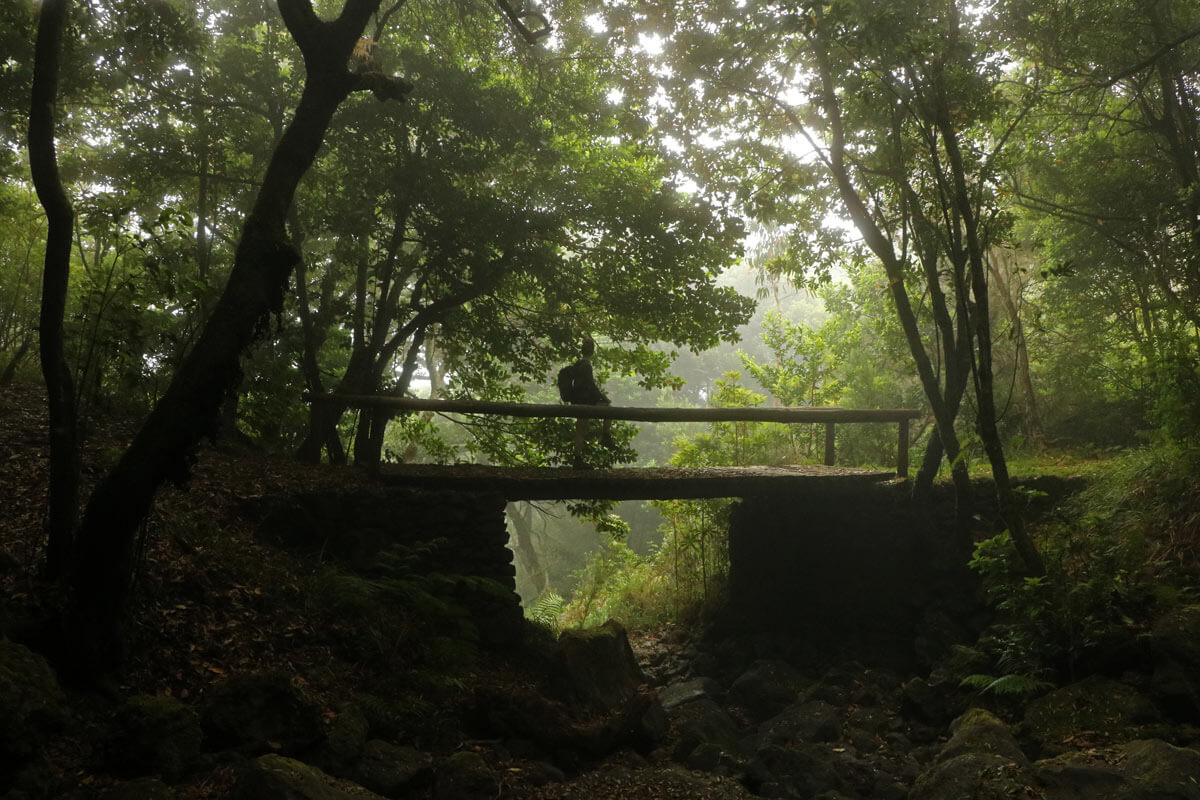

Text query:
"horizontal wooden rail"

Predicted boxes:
[[304, 393, 920, 477], [306, 393, 919, 424]]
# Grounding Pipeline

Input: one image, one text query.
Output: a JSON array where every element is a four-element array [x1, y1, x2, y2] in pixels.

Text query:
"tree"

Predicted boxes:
[[28, 0, 79, 580], [287, 3, 753, 466], [65, 0, 412, 672], [595, 0, 1042, 570], [999, 0, 1200, 445]]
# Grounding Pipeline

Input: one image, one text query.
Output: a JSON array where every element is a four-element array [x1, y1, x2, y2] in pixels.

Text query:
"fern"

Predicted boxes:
[[961, 673, 1053, 697], [525, 589, 566, 632]]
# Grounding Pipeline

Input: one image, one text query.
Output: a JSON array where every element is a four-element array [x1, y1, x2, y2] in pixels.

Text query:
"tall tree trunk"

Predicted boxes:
[[65, 0, 411, 674], [28, 0, 79, 582], [939, 114, 1045, 575], [813, 43, 975, 551], [989, 251, 1045, 451]]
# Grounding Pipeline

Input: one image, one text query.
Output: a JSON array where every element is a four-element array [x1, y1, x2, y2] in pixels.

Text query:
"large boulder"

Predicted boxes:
[[553, 620, 646, 712], [200, 673, 324, 755], [1150, 605, 1200, 722], [751, 700, 842, 749], [911, 752, 1039, 800], [1023, 676, 1160, 757], [750, 743, 843, 799], [937, 708, 1028, 766], [234, 754, 385, 800], [727, 659, 804, 722], [0, 640, 68, 768], [1034, 738, 1200, 800], [911, 709, 1038, 800], [1119, 738, 1200, 799], [108, 694, 202, 780]]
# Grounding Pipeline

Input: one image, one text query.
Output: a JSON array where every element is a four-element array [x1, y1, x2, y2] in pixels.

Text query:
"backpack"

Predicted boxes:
[[557, 361, 582, 403]]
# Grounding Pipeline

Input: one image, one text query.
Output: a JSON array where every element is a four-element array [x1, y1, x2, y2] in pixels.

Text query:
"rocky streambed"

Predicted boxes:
[[5, 607, 1200, 799]]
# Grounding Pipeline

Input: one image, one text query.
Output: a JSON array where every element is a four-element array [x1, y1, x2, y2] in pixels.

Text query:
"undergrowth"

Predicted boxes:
[[304, 541, 483, 688], [960, 444, 1200, 697]]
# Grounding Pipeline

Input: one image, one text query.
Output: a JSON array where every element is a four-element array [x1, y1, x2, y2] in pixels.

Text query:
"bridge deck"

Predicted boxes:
[[375, 463, 894, 500]]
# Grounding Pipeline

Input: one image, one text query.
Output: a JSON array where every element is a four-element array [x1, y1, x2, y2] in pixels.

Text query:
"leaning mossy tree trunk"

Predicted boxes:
[[65, 0, 412, 675]]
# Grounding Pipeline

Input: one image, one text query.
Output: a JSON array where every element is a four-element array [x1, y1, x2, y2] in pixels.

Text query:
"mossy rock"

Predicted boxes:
[[1023, 676, 1159, 757], [350, 739, 432, 796], [200, 673, 324, 754], [910, 752, 1039, 800], [1119, 739, 1200, 799], [0, 639, 68, 764], [669, 697, 743, 764], [234, 753, 386, 800], [109, 694, 202, 780], [433, 751, 498, 800], [553, 620, 645, 712], [938, 708, 1028, 766]]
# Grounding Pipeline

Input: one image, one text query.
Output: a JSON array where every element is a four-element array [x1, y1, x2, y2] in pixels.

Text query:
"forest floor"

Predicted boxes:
[[0, 380, 764, 799]]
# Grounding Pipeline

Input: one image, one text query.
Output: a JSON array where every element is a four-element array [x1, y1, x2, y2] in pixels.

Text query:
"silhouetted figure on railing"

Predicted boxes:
[[557, 337, 614, 467]]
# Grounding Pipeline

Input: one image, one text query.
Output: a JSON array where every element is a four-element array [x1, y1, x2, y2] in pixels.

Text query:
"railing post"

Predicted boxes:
[[897, 418, 910, 478], [824, 422, 836, 466]]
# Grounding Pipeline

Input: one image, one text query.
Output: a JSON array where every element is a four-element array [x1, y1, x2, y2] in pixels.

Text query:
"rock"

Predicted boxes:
[[910, 752, 1038, 800], [0, 639, 68, 766], [433, 750, 498, 800], [901, 676, 948, 724], [234, 753, 385, 799], [1023, 676, 1159, 757], [846, 706, 892, 736], [938, 708, 1028, 766], [351, 739, 432, 796], [200, 673, 325, 755], [728, 659, 804, 722], [1034, 753, 1129, 800], [1119, 738, 1200, 799], [554, 620, 646, 712], [105, 777, 177, 800], [911, 709, 1037, 800], [659, 677, 723, 711], [753, 700, 842, 748], [108, 694, 203, 780], [669, 698, 743, 766], [1150, 605, 1200, 722], [319, 704, 369, 770], [751, 743, 843, 799], [1034, 738, 1200, 800]]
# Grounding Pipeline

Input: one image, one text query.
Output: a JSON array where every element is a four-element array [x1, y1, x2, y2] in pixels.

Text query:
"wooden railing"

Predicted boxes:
[[305, 394, 922, 477]]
